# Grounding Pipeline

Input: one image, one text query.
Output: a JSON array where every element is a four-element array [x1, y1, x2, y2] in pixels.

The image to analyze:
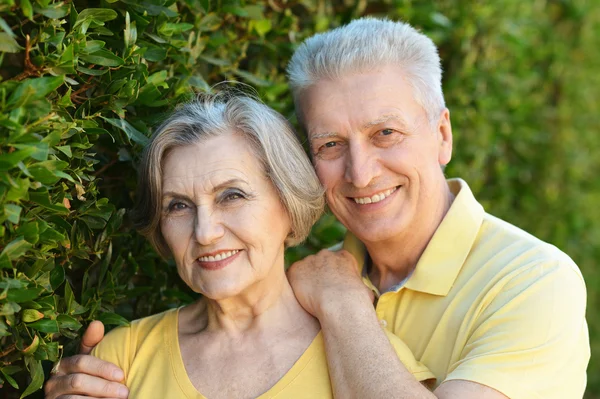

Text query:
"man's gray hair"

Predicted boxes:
[[287, 17, 446, 123], [131, 93, 324, 258]]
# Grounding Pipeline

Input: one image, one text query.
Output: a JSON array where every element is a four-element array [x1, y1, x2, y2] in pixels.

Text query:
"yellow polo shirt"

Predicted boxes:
[[344, 178, 590, 399], [92, 308, 434, 398]]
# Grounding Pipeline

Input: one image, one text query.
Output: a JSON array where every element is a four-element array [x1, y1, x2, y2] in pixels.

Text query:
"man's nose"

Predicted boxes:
[[194, 207, 225, 245], [344, 141, 377, 188]]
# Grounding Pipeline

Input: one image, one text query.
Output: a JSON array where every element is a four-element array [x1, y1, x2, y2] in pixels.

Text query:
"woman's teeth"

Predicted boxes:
[[198, 250, 239, 262]]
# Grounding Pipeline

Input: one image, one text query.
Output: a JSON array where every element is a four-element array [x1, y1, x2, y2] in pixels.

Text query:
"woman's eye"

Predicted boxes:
[[222, 190, 246, 202], [168, 201, 188, 212]]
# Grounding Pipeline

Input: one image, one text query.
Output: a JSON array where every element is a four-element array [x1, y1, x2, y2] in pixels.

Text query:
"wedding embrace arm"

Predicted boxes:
[[287, 249, 508, 399]]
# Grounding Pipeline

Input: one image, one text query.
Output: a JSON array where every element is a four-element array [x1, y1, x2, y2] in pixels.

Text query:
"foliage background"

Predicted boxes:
[[0, 0, 598, 397]]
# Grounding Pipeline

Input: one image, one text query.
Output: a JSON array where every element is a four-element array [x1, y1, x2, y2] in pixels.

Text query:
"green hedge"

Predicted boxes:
[[0, 1, 598, 397]]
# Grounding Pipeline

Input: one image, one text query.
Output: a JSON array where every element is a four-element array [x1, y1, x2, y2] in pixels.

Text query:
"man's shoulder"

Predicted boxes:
[[466, 212, 583, 285]]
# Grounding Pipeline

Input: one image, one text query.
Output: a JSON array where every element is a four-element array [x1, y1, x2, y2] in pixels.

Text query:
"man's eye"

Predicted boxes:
[[380, 128, 394, 136], [324, 141, 337, 148]]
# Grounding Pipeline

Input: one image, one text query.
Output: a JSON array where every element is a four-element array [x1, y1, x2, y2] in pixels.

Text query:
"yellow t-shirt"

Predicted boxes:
[[344, 178, 590, 399], [93, 307, 434, 398]]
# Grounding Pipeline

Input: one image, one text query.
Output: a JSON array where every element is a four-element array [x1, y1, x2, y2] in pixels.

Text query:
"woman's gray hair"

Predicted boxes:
[[287, 17, 445, 124], [131, 93, 324, 258]]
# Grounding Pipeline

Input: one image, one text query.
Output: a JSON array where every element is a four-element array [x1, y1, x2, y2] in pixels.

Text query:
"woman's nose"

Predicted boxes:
[[194, 208, 225, 245]]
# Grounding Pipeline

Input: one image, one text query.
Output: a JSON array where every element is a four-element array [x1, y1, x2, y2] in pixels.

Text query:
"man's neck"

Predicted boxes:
[[365, 184, 455, 293]]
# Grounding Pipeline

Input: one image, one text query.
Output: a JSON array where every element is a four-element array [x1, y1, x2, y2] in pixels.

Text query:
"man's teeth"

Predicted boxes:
[[198, 250, 239, 262], [353, 187, 397, 205]]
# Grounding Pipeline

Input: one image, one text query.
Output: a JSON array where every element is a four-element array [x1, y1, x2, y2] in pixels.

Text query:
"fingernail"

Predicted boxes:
[[113, 369, 124, 380], [118, 386, 129, 398]]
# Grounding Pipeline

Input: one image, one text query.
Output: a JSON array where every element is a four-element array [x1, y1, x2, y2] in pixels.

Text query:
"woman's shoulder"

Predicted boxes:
[[91, 308, 180, 371]]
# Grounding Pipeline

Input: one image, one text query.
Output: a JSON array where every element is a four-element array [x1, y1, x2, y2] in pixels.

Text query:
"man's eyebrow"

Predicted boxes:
[[361, 114, 409, 130], [309, 131, 339, 141]]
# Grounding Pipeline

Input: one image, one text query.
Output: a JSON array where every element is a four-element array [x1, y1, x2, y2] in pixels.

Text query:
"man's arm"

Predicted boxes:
[[287, 249, 508, 399], [44, 321, 129, 399]]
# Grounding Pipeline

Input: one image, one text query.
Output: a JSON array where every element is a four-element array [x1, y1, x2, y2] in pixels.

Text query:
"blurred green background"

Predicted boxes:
[[0, 0, 598, 397]]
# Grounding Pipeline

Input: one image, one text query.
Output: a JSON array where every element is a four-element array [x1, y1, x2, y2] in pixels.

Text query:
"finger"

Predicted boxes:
[[45, 374, 129, 399], [80, 320, 105, 354], [59, 354, 125, 382]]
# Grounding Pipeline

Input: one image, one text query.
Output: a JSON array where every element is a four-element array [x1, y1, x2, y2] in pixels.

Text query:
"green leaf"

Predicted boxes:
[[4, 204, 22, 224], [22, 334, 40, 355], [102, 117, 150, 145], [0, 302, 21, 316], [17, 220, 39, 244], [57, 314, 82, 330], [7, 287, 44, 303], [28, 160, 70, 185], [20, 357, 44, 398], [74, 8, 117, 34], [6, 76, 64, 108], [80, 50, 125, 67], [0, 368, 19, 389], [33, 2, 69, 19], [124, 12, 137, 49], [0, 33, 23, 53], [250, 19, 272, 37], [56, 145, 72, 157], [232, 69, 271, 87], [158, 22, 194, 37], [0, 236, 32, 260], [198, 13, 222, 31], [20, 0, 33, 20], [50, 265, 65, 289], [29, 190, 69, 214], [0, 147, 37, 170], [98, 312, 130, 327], [22, 309, 44, 323], [77, 65, 109, 76], [27, 318, 59, 333], [0, 279, 26, 289], [0, 16, 15, 37], [13, 142, 49, 161], [6, 178, 30, 202]]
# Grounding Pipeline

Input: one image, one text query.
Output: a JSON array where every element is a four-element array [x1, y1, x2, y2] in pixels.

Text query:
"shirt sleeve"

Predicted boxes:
[[91, 324, 133, 379], [383, 329, 436, 384], [444, 257, 590, 399]]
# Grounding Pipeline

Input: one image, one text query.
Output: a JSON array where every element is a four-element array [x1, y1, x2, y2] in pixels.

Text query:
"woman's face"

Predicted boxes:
[[159, 131, 292, 300]]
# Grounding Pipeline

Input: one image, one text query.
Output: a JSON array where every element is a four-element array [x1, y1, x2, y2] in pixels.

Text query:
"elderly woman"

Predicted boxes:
[[45, 93, 434, 399]]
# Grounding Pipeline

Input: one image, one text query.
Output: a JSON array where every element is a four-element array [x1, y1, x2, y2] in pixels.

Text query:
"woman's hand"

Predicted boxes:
[[44, 321, 129, 399], [287, 249, 374, 319]]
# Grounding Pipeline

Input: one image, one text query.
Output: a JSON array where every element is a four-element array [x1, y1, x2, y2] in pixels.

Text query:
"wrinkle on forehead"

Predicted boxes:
[[161, 165, 252, 196], [309, 113, 412, 140]]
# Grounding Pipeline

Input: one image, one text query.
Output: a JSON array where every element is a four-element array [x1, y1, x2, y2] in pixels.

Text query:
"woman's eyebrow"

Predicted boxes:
[[212, 178, 249, 191], [162, 178, 249, 200]]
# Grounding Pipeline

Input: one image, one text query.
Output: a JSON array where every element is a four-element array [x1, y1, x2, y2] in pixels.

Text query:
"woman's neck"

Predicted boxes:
[[182, 263, 318, 338]]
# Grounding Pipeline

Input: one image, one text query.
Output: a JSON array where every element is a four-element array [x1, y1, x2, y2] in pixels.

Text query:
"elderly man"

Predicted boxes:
[[45, 18, 589, 399]]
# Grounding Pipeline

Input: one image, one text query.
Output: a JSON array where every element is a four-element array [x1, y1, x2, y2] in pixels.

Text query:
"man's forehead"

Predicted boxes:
[[307, 113, 411, 140]]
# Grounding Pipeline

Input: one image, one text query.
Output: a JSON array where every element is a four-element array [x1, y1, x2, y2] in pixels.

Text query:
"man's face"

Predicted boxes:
[[298, 65, 452, 245]]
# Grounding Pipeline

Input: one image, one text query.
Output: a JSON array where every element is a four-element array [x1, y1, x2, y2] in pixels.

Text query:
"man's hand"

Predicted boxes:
[[44, 321, 129, 399], [287, 249, 374, 318]]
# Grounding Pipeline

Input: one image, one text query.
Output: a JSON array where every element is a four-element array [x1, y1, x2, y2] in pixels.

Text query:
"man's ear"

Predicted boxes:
[[437, 108, 453, 166]]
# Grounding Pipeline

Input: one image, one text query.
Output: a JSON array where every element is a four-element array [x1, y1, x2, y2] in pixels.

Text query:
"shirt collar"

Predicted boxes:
[[343, 178, 484, 296]]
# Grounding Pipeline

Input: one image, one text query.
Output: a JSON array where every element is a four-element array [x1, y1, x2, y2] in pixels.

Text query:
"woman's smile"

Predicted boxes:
[[196, 249, 243, 271]]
